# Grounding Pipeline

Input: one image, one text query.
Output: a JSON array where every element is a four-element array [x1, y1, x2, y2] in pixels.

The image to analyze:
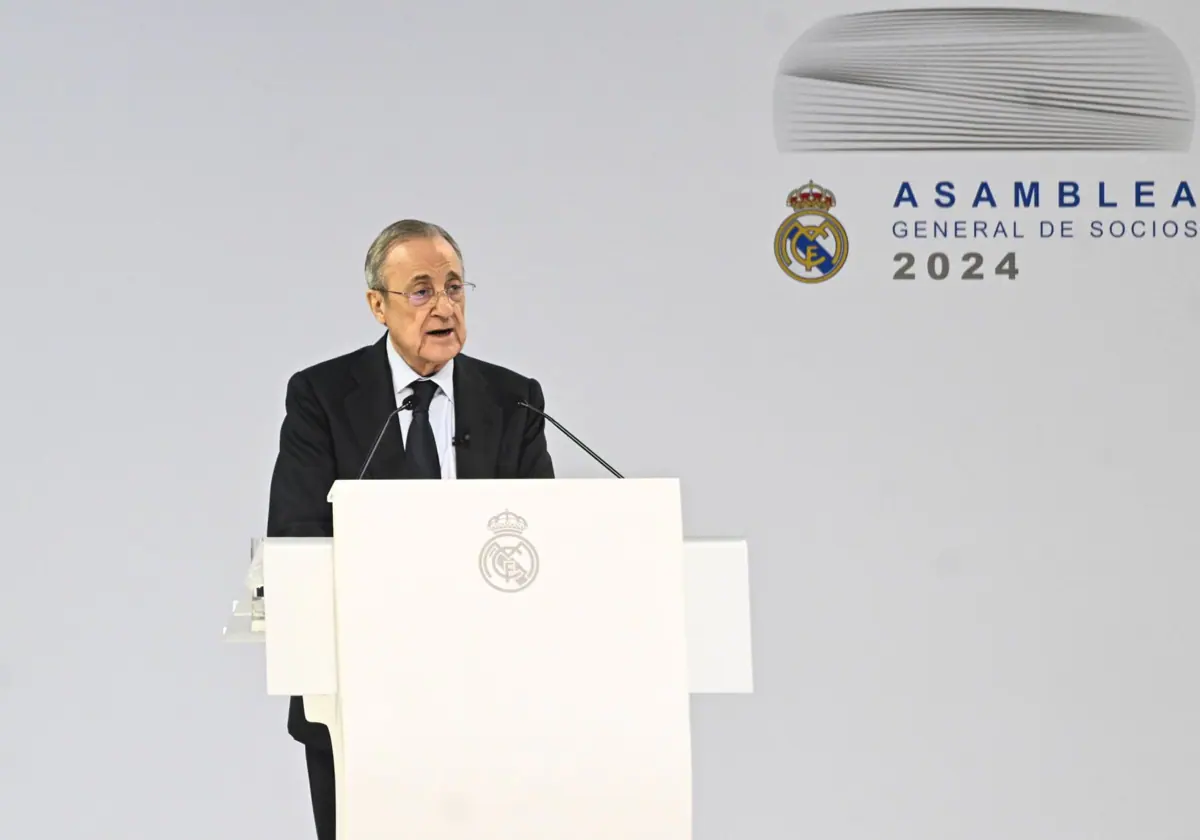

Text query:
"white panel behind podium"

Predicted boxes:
[[257, 538, 753, 695], [683, 539, 753, 693], [262, 538, 336, 696]]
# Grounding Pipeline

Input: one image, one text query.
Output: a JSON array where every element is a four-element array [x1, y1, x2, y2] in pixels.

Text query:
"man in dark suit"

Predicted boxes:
[[265, 219, 554, 840]]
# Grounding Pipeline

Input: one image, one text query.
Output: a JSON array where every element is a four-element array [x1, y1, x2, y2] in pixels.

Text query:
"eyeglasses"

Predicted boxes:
[[383, 281, 475, 308]]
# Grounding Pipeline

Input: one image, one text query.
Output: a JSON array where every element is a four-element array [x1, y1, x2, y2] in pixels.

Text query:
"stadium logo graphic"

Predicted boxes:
[[772, 8, 1195, 152], [774, 181, 850, 283]]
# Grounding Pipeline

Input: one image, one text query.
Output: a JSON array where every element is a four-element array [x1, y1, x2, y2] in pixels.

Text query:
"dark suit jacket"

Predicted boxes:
[[265, 333, 555, 746]]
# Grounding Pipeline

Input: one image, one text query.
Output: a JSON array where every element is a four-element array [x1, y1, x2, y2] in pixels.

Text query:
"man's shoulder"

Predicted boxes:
[[456, 353, 541, 393], [287, 341, 377, 392]]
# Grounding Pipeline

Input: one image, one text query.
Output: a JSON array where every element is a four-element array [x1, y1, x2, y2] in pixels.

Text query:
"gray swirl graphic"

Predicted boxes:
[[773, 8, 1194, 151]]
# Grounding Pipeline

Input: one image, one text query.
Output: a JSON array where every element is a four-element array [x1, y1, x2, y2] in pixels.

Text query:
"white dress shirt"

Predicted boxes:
[[385, 339, 457, 479]]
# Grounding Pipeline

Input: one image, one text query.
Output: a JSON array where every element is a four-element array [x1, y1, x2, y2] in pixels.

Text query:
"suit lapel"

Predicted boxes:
[[345, 335, 406, 479], [453, 355, 502, 479]]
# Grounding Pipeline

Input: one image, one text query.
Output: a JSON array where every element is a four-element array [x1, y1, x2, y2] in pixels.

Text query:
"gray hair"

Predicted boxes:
[[364, 219, 463, 292]]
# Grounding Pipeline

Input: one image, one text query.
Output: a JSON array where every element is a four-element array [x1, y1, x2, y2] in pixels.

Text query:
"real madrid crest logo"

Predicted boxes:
[[774, 180, 849, 284], [479, 510, 539, 592]]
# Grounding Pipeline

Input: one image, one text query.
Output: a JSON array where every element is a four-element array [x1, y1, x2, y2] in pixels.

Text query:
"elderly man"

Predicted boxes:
[[265, 219, 555, 839]]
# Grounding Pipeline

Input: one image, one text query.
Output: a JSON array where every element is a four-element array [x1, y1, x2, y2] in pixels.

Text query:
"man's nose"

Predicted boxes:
[[430, 290, 455, 315]]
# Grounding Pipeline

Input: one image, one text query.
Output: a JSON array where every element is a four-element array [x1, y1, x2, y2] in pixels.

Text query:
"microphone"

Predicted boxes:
[[356, 396, 414, 479], [517, 400, 623, 478], [452, 432, 471, 447]]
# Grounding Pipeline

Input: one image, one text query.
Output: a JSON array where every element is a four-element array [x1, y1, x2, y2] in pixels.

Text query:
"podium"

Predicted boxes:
[[225, 477, 753, 840]]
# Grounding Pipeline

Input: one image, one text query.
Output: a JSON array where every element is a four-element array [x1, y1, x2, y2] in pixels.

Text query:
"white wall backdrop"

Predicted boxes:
[[1, 0, 1197, 838]]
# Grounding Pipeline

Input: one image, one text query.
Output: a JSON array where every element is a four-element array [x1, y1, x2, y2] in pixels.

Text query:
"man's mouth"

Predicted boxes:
[[426, 328, 454, 337]]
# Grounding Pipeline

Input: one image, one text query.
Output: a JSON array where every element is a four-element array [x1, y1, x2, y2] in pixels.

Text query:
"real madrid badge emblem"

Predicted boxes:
[[774, 180, 849, 283], [479, 510, 539, 592]]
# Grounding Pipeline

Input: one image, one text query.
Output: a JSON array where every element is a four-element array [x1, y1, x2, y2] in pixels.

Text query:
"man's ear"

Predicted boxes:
[[366, 290, 387, 324]]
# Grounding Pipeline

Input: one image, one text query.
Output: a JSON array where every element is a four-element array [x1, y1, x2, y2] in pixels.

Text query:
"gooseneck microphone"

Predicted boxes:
[[517, 400, 623, 478], [356, 396, 414, 479]]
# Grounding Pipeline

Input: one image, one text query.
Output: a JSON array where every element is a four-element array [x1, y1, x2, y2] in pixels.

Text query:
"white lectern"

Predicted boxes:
[[225, 477, 752, 840]]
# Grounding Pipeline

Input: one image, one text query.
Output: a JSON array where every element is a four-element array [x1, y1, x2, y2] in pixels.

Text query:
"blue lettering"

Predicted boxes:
[[1014, 182, 1039, 208], [1059, 182, 1080, 208], [972, 182, 997, 208], [893, 182, 917, 208], [890, 179, 1200, 210], [1173, 181, 1196, 208], [1135, 181, 1154, 207], [934, 181, 955, 208], [1099, 181, 1116, 207]]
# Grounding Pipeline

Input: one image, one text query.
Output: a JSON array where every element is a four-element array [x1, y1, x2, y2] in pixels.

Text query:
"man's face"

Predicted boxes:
[[367, 236, 466, 376]]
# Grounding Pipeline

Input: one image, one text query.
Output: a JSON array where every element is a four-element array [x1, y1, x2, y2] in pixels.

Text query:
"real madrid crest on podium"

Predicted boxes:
[[479, 510, 539, 592], [774, 180, 850, 284]]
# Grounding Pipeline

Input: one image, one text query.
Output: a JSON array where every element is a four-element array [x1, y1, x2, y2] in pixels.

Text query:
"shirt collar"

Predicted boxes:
[[386, 337, 455, 403]]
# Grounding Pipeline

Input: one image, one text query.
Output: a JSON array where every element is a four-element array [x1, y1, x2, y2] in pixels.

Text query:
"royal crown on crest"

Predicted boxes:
[[787, 181, 836, 211], [487, 510, 528, 534]]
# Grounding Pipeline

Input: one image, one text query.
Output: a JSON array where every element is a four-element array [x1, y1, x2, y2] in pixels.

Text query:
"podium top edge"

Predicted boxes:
[[328, 477, 682, 484], [326, 476, 682, 501]]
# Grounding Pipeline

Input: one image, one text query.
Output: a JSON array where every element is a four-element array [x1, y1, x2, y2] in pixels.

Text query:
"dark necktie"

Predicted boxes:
[[403, 378, 441, 479]]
